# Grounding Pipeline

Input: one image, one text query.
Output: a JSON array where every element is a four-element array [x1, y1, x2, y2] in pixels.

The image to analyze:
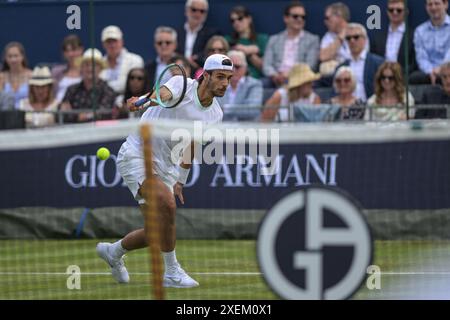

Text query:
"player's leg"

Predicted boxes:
[[136, 176, 198, 288], [96, 143, 139, 283], [119, 176, 176, 251]]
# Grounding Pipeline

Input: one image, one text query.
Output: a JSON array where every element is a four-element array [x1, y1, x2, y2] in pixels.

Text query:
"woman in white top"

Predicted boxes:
[[366, 62, 415, 121], [18, 66, 58, 128], [262, 63, 321, 122], [52, 35, 83, 102], [0, 42, 32, 109]]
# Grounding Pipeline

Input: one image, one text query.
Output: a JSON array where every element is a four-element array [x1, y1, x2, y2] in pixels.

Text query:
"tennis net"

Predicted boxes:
[[0, 119, 450, 299]]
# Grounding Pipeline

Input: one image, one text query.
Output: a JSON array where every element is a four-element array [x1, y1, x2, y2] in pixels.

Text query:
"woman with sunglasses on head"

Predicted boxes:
[[365, 62, 414, 121], [193, 36, 230, 79], [225, 6, 269, 79]]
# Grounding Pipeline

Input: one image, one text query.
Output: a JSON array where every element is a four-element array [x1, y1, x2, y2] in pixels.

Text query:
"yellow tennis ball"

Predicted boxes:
[[96, 147, 110, 160]]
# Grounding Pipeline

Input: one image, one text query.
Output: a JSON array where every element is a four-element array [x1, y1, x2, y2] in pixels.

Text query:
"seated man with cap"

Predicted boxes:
[[100, 25, 144, 94], [60, 48, 117, 123]]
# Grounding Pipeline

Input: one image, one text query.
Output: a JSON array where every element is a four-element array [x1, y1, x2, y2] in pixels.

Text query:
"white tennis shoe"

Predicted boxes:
[[163, 263, 199, 288], [96, 242, 130, 284]]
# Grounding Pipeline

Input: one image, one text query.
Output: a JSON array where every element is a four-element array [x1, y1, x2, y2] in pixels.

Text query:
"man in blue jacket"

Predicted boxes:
[[337, 23, 384, 102]]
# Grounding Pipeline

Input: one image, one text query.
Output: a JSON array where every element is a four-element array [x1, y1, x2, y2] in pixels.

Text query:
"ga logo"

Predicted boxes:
[[257, 186, 373, 300]]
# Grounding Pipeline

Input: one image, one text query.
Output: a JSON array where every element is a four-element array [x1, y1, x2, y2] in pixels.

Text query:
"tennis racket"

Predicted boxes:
[[134, 63, 187, 109]]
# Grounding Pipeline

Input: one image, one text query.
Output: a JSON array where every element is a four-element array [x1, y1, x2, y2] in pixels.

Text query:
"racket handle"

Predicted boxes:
[[134, 95, 149, 107]]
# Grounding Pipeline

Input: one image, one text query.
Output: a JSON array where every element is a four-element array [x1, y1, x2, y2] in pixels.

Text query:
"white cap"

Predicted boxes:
[[101, 25, 123, 42], [203, 54, 233, 71]]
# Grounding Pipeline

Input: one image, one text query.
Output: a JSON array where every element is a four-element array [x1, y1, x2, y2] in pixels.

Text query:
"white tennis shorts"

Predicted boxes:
[[117, 142, 174, 204]]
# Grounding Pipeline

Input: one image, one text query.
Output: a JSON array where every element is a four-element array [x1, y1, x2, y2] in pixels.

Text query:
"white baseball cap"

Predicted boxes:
[[101, 25, 123, 42], [203, 54, 233, 71]]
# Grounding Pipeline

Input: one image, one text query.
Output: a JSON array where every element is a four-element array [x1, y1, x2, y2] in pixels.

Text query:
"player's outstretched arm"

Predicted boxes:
[[173, 142, 196, 205]]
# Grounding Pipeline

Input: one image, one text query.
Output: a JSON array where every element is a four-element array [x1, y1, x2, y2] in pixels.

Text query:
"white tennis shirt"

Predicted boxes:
[[124, 76, 223, 181]]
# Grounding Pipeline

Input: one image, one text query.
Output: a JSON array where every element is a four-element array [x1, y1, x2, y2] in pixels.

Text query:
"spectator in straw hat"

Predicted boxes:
[[262, 63, 321, 122], [60, 48, 116, 123], [18, 66, 59, 128]]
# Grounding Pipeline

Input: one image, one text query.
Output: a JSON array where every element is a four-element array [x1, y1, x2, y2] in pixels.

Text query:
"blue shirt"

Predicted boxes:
[[414, 15, 450, 74]]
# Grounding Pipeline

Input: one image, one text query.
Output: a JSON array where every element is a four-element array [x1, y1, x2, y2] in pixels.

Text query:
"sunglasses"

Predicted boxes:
[[288, 13, 306, 20], [381, 75, 395, 81], [324, 15, 332, 21], [208, 48, 226, 53], [230, 16, 245, 23], [388, 8, 404, 14], [346, 34, 363, 41], [190, 7, 207, 14], [156, 41, 173, 46], [130, 75, 144, 81], [336, 78, 351, 84]]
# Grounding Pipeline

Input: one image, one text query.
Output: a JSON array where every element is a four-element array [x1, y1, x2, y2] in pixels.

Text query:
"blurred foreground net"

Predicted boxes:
[[0, 119, 450, 299]]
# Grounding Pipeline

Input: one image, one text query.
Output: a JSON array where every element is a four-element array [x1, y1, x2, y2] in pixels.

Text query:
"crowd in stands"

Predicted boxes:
[[1, 0, 450, 128]]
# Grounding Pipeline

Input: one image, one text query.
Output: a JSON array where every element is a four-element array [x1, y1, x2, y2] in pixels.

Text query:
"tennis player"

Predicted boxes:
[[97, 54, 233, 288]]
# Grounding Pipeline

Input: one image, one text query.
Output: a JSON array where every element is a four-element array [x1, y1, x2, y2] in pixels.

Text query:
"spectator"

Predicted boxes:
[[100, 25, 144, 94], [18, 66, 58, 128], [0, 91, 14, 111], [218, 50, 263, 111], [262, 63, 321, 122], [371, 0, 416, 75], [60, 48, 116, 123], [416, 61, 450, 118], [145, 26, 178, 89], [263, 1, 320, 88], [194, 35, 229, 79], [319, 2, 358, 76], [115, 67, 150, 119], [225, 6, 269, 79], [328, 66, 365, 120], [0, 42, 32, 109], [337, 23, 384, 102], [169, 54, 192, 78], [412, 0, 450, 84], [366, 62, 415, 121], [52, 34, 84, 103], [176, 0, 220, 74]]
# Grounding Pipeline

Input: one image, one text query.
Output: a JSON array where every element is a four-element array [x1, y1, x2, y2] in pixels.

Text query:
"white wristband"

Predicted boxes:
[[177, 167, 190, 185]]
